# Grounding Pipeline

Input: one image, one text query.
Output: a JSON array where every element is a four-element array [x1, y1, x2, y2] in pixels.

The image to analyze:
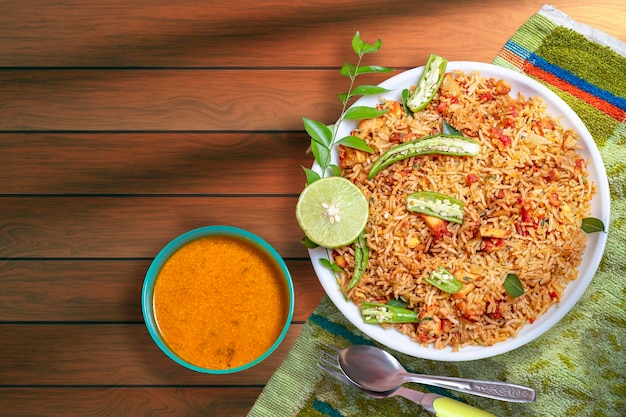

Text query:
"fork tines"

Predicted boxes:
[[317, 348, 351, 385]]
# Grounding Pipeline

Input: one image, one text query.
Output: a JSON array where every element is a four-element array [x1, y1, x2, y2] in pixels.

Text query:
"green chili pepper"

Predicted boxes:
[[406, 191, 465, 224], [360, 301, 419, 324], [346, 232, 368, 291], [425, 265, 463, 294], [406, 53, 448, 112], [368, 134, 480, 179]]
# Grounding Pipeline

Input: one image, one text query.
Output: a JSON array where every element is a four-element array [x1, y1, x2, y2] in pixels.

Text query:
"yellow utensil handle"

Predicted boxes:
[[432, 397, 497, 417]]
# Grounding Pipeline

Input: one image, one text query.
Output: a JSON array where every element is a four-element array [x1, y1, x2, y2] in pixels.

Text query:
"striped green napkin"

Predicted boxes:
[[249, 5, 626, 417]]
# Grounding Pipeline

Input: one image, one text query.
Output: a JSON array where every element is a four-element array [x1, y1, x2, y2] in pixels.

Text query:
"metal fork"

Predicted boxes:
[[317, 348, 496, 416]]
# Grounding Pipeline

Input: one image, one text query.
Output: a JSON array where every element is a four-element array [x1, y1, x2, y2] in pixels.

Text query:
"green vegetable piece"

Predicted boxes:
[[347, 232, 369, 291], [406, 53, 448, 112], [442, 120, 462, 136], [425, 265, 463, 294], [360, 301, 419, 324], [386, 298, 409, 308], [581, 217, 606, 233], [503, 273, 525, 298], [320, 257, 343, 273], [406, 191, 465, 224], [300, 235, 319, 249], [401, 88, 413, 116], [368, 134, 480, 179]]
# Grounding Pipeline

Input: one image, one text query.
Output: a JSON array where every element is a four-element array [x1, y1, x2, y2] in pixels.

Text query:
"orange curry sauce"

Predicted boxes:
[[153, 235, 289, 369]]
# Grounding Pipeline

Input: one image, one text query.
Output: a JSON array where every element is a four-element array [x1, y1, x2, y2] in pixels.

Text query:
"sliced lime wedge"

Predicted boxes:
[[295, 176, 369, 248]]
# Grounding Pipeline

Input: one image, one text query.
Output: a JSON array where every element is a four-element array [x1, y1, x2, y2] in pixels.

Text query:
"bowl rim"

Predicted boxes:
[[141, 225, 295, 374]]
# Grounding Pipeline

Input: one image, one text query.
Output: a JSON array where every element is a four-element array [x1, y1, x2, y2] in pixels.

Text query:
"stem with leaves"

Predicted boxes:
[[301, 32, 393, 184]]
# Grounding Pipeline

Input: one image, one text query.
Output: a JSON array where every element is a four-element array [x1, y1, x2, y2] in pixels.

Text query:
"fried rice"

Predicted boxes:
[[335, 69, 595, 350]]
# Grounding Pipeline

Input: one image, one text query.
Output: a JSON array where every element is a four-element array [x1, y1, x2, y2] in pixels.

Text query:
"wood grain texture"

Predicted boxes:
[[0, 133, 311, 194], [0, 196, 307, 258], [0, 324, 303, 385], [0, 388, 261, 417], [0, 0, 622, 67], [0, 259, 321, 322], [0, 70, 373, 131], [1, 0, 623, 415]]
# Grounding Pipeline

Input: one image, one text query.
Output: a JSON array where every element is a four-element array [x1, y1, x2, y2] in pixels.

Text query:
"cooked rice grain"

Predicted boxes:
[[336, 69, 595, 350]]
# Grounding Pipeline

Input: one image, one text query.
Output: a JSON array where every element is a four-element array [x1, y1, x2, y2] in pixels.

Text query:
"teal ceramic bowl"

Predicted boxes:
[[141, 225, 294, 374]]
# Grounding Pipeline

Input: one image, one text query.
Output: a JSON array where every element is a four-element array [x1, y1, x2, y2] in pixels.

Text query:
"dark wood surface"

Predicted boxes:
[[1, 1, 623, 416]]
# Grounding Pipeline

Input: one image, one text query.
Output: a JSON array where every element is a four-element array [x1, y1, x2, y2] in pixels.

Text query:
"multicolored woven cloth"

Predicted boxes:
[[249, 5, 626, 417]]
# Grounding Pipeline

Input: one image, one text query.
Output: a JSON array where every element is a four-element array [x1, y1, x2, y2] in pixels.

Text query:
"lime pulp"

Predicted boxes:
[[295, 176, 369, 248]]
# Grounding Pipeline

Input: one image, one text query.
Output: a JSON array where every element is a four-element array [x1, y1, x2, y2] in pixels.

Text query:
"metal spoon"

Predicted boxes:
[[337, 345, 536, 403], [318, 351, 498, 417]]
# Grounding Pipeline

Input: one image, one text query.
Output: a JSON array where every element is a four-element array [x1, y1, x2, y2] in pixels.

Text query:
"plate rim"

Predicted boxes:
[[308, 61, 610, 361]]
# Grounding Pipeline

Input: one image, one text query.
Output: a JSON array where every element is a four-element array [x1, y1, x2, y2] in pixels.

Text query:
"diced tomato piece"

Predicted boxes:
[[489, 126, 512, 148], [478, 92, 493, 102], [466, 173, 479, 185], [483, 238, 504, 252], [521, 207, 532, 223], [503, 116, 516, 128], [549, 192, 562, 207]]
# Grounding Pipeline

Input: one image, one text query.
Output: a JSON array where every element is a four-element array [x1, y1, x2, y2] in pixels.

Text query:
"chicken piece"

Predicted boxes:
[[494, 79, 511, 95], [353, 116, 385, 139], [417, 306, 443, 341], [338, 145, 367, 169], [334, 254, 347, 269], [451, 269, 478, 300], [421, 214, 451, 239], [479, 226, 511, 239], [440, 73, 461, 98], [388, 101, 403, 117], [456, 300, 485, 322]]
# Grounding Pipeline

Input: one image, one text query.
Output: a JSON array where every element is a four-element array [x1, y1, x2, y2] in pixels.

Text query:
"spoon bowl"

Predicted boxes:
[[338, 345, 536, 403]]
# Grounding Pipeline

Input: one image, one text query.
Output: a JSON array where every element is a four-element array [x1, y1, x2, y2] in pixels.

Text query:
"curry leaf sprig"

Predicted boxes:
[[301, 32, 393, 184]]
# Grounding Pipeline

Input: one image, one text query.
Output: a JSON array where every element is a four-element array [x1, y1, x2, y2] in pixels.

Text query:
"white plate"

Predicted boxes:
[[309, 61, 610, 361]]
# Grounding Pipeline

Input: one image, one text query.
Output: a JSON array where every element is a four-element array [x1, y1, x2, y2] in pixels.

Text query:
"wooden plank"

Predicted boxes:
[[0, 387, 261, 417], [0, 70, 353, 131], [0, 323, 304, 385], [0, 133, 312, 195], [0, 0, 622, 67], [0, 196, 308, 258], [0, 259, 323, 322]]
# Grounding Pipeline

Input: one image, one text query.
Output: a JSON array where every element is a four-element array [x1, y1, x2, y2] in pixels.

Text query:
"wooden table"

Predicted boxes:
[[0, 1, 623, 415]]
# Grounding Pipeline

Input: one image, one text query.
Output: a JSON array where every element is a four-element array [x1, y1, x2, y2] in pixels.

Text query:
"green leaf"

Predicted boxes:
[[311, 140, 331, 171], [300, 236, 319, 249], [339, 85, 390, 102], [386, 298, 409, 308], [320, 257, 343, 272], [581, 217, 606, 233], [303, 117, 333, 147], [344, 106, 388, 120], [301, 166, 321, 185], [340, 62, 357, 78], [352, 31, 382, 55], [328, 164, 342, 177], [352, 85, 390, 95], [357, 65, 393, 75], [443, 120, 462, 136], [336, 135, 375, 153], [503, 273, 525, 298]]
